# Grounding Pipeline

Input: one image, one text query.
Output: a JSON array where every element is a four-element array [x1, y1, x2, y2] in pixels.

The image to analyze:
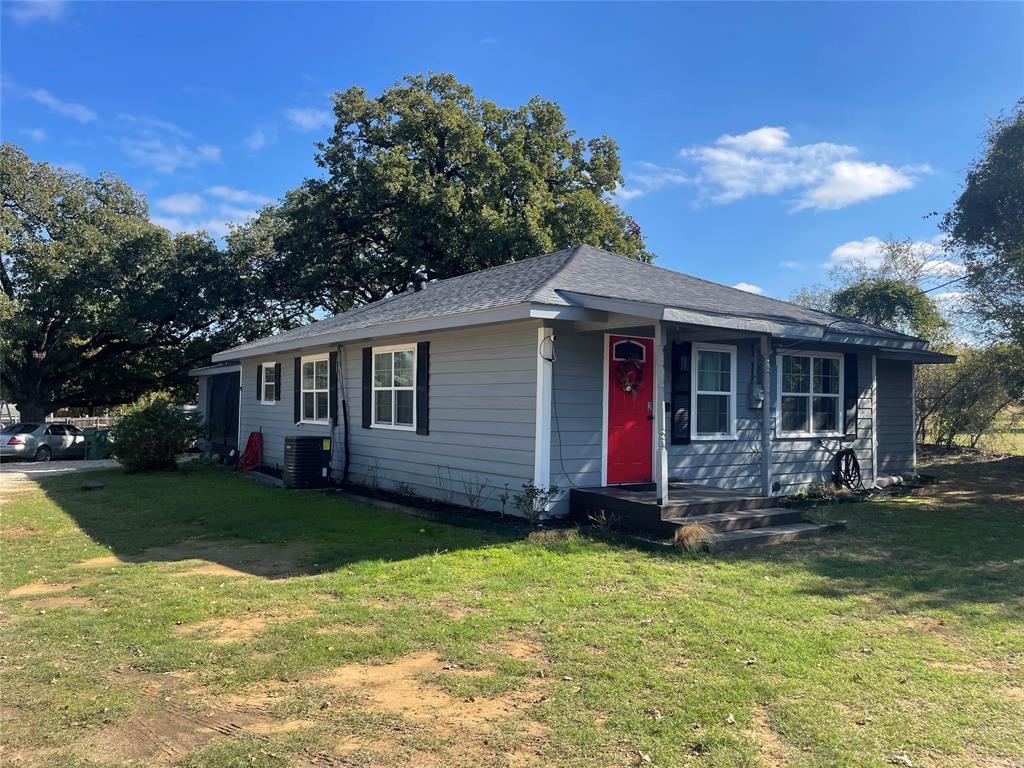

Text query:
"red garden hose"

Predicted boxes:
[[236, 431, 263, 471]]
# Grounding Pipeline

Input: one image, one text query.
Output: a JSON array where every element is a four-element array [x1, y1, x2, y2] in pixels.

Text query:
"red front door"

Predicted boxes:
[[606, 335, 654, 484]]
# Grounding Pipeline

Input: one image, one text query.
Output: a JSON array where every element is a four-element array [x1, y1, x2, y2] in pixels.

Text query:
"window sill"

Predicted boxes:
[[776, 431, 844, 439], [690, 434, 738, 441], [298, 420, 330, 427], [259, 400, 276, 406], [372, 423, 416, 432]]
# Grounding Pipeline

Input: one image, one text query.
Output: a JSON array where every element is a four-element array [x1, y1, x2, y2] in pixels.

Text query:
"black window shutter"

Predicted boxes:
[[329, 351, 339, 427], [293, 357, 301, 424], [255, 364, 263, 401], [843, 353, 859, 438], [670, 341, 692, 445], [273, 363, 282, 401], [416, 341, 430, 436], [361, 347, 372, 429]]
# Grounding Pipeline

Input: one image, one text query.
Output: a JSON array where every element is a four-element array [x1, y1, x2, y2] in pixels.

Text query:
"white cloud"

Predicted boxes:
[[218, 205, 259, 222], [716, 126, 790, 153], [152, 215, 231, 240], [732, 282, 765, 295], [117, 113, 192, 138], [6, 0, 66, 24], [779, 260, 804, 270], [244, 127, 268, 151], [795, 161, 923, 211], [155, 193, 204, 215], [615, 162, 689, 202], [28, 88, 96, 122], [680, 126, 928, 211], [919, 259, 966, 278], [22, 127, 46, 141], [206, 185, 272, 206], [286, 107, 332, 131], [830, 236, 889, 268], [121, 138, 221, 174]]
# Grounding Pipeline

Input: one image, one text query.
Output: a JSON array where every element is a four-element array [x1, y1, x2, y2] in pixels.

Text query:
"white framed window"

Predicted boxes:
[[777, 351, 843, 437], [373, 344, 416, 430], [260, 362, 277, 404], [300, 354, 330, 424], [691, 343, 737, 439]]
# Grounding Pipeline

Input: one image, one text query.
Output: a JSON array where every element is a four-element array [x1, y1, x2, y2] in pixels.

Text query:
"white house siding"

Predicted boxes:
[[341, 320, 540, 513], [876, 358, 916, 477]]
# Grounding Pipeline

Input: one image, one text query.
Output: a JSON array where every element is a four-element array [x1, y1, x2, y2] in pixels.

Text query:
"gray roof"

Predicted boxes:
[[221, 244, 926, 356]]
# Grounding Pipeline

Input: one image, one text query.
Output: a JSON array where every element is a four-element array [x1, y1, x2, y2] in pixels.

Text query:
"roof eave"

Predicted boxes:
[[211, 303, 537, 362]]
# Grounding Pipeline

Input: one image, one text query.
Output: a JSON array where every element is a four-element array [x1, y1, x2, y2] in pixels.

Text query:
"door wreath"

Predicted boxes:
[[615, 358, 645, 393]]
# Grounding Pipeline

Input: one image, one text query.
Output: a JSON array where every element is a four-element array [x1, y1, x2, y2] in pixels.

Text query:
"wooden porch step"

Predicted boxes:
[[659, 493, 778, 520], [706, 521, 845, 551], [666, 507, 804, 532]]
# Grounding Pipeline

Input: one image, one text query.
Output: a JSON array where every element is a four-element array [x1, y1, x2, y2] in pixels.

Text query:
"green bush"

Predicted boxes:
[[111, 394, 201, 473]]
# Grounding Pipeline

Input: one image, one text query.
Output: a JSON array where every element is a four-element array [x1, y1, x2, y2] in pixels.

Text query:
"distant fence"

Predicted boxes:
[[54, 417, 113, 428]]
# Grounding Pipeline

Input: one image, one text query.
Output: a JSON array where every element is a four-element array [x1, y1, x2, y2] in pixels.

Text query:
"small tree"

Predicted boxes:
[[111, 394, 200, 472]]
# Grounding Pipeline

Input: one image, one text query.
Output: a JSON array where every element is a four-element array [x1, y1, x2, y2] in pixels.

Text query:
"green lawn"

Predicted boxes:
[[1, 458, 1022, 768]]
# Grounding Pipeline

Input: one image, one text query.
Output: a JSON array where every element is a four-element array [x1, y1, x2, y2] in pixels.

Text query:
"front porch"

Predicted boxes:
[[568, 482, 843, 548]]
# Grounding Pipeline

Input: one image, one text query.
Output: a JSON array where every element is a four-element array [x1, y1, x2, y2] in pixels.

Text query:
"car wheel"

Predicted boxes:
[[34, 445, 52, 462]]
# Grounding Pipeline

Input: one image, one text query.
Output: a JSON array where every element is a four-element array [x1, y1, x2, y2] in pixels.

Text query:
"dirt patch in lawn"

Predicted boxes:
[[71, 539, 314, 579], [172, 616, 268, 644], [7, 580, 84, 597], [1, 525, 42, 538], [81, 669, 315, 766], [483, 638, 543, 661], [746, 705, 792, 768], [24, 595, 96, 611]]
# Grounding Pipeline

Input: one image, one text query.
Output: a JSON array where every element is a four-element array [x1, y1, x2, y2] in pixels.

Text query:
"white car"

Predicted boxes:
[[0, 423, 87, 462]]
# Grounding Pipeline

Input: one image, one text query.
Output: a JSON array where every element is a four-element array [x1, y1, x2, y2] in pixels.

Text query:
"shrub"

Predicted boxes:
[[111, 394, 201, 473]]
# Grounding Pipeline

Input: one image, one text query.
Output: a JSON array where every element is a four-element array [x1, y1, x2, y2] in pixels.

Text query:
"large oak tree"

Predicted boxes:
[[0, 144, 266, 420], [255, 73, 652, 316]]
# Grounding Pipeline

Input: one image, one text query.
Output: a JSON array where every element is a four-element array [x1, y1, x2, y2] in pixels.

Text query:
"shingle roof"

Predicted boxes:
[[221, 244, 922, 356]]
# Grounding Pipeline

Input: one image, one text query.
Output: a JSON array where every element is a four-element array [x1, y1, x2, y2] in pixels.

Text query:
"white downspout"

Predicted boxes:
[[871, 354, 879, 487]]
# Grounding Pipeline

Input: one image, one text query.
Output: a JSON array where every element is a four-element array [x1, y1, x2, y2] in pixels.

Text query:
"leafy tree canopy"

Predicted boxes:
[[0, 144, 264, 420], [942, 101, 1024, 346], [829, 277, 948, 340], [257, 73, 652, 316]]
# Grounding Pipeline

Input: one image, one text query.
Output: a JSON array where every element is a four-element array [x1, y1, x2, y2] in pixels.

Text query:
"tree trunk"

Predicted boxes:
[[12, 400, 49, 422]]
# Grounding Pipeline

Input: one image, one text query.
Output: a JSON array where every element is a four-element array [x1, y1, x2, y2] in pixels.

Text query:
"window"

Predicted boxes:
[[777, 352, 842, 436], [260, 362, 276, 404], [300, 355, 330, 423], [691, 343, 736, 439], [373, 345, 415, 429]]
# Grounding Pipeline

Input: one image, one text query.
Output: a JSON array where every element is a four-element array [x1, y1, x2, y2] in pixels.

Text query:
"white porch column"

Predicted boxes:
[[760, 335, 773, 497], [533, 326, 555, 491], [654, 322, 669, 505]]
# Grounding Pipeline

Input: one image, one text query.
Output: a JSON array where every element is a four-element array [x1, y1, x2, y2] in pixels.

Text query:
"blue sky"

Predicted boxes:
[[2, 1, 1021, 300]]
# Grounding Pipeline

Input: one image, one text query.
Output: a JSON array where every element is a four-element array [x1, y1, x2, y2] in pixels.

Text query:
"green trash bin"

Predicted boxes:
[[83, 427, 113, 459]]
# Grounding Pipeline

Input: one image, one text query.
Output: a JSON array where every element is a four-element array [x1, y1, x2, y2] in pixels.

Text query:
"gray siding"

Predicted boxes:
[[669, 338, 763, 492], [549, 329, 604, 493], [876, 358, 916, 476], [770, 349, 876, 494], [238, 345, 338, 470], [236, 322, 540, 512], [341, 321, 539, 513], [545, 329, 883, 499]]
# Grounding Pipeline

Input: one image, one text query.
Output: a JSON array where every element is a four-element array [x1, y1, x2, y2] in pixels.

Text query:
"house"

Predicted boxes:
[[196, 245, 952, 519]]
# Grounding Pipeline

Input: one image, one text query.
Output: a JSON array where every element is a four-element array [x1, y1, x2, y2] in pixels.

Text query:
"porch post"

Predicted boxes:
[[760, 335, 773, 497], [533, 326, 554, 493], [654, 321, 669, 506]]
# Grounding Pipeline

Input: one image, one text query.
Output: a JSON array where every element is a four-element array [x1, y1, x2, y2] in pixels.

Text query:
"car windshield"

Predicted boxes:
[[1, 423, 39, 434]]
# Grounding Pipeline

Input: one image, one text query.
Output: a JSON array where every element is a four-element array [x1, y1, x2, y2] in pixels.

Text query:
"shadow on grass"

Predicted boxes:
[[38, 464, 516, 578], [752, 456, 1024, 612]]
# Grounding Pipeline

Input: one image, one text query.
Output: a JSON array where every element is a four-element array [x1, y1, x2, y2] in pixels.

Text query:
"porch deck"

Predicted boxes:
[[569, 483, 843, 547]]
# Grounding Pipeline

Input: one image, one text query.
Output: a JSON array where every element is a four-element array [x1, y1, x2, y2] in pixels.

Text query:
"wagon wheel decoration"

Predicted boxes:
[[615, 358, 645, 393]]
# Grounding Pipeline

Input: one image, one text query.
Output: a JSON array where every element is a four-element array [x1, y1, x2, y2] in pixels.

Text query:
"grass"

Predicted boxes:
[[1, 457, 1022, 767]]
